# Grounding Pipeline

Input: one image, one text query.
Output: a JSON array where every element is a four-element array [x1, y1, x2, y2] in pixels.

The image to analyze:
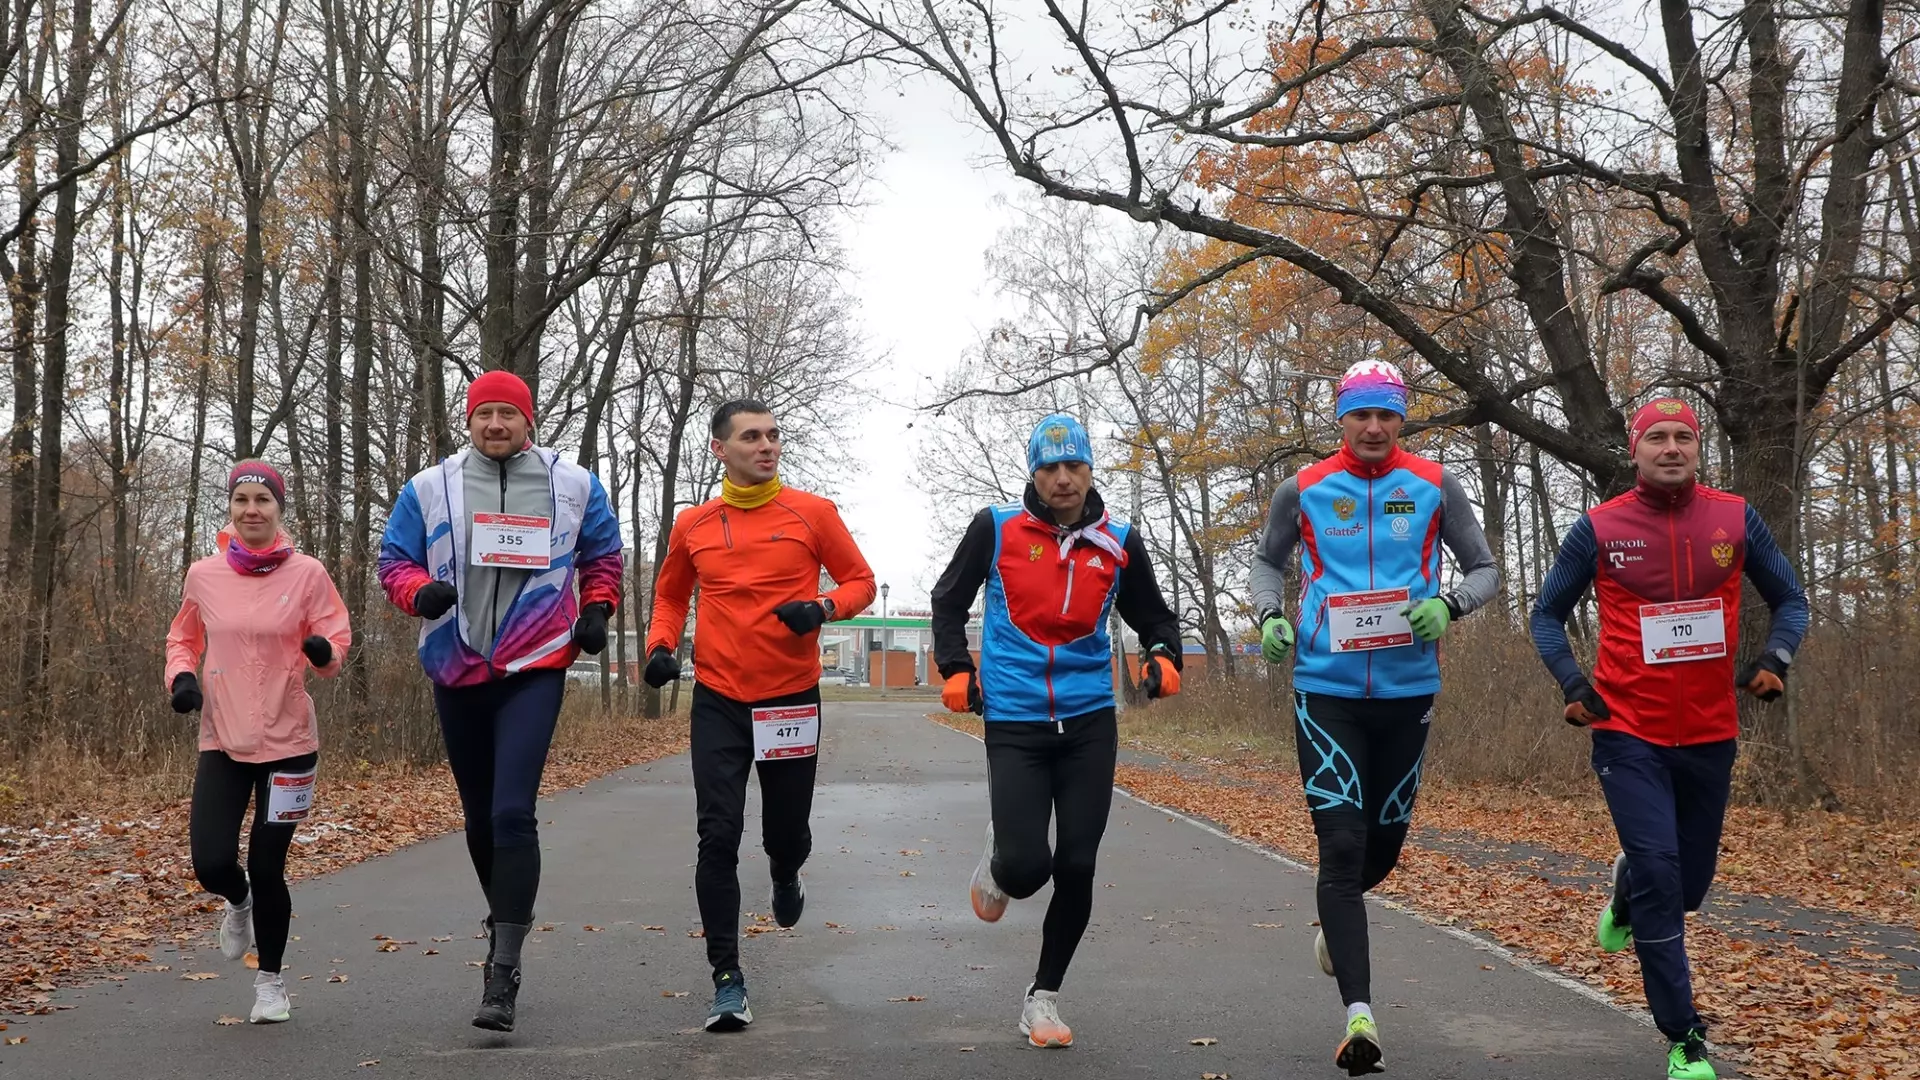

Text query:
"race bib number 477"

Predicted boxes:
[[752, 705, 819, 761]]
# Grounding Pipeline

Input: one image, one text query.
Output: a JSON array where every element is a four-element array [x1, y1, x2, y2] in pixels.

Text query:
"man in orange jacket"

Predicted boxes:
[[644, 398, 876, 1033]]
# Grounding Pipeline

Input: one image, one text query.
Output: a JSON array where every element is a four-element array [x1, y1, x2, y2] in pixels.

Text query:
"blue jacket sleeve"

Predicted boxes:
[[578, 473, 624, 560], [1742, 505, 1809, 657], [378, 480, 428, 569], [1528, 513, 1598, 695]]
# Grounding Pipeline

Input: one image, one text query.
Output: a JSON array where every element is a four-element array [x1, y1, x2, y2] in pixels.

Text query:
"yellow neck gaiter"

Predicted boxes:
[[722, 475, 783, 509]]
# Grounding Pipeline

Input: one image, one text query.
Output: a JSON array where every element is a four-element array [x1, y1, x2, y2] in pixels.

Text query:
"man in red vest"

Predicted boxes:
[[1530, 397, 1808, 1080]]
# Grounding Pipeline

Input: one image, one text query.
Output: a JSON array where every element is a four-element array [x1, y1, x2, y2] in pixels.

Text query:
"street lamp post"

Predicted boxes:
[[879, 583, 890, 697]]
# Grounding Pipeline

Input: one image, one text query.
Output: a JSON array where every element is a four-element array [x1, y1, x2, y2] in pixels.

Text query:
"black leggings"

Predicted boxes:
[[433, 669, 565, 926], [690, 684, 820, 976], [190, 749, 318, 974], [1292, 691, 1433, 1006], [985, 708, 1117, 993]]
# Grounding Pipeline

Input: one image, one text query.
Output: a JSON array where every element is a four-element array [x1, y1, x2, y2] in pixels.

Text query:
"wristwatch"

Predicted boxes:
[[1768, 647, 1792, 668], [820, 597, 836, 621]]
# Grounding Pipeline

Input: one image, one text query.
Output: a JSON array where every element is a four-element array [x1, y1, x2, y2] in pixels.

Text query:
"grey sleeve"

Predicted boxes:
[[1439, 469, 1500, 617], [1247, 476, 1301, 621]]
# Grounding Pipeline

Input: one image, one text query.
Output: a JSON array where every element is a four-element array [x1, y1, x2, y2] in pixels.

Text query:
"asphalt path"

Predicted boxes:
[[6, 700, 1684, 1079]]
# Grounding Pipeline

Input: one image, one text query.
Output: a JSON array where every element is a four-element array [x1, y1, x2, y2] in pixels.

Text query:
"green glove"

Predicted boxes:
[[1403, 597, 1452, 643], [1260, 615, 1295, 664]]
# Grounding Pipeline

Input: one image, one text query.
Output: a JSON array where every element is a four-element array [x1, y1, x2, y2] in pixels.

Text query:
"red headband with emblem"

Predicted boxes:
[[1628, 397, 1700, 455]]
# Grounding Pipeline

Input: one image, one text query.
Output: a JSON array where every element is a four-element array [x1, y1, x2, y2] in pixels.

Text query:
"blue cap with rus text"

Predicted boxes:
[[1027, 413, 1093, 473]]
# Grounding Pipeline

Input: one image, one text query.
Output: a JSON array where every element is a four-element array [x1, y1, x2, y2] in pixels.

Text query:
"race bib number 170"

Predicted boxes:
[[1638, 599, 1727, 664]]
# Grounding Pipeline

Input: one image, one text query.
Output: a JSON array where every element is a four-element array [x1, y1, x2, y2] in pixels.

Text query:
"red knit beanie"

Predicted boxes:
[[1628, 397, 1700, 455], [466, 370, 535, 423]]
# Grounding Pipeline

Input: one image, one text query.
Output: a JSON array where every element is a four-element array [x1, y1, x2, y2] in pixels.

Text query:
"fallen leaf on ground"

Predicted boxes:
[[181, 972, 218, 981], [1251, 923, 1283, 929], [215, 1016, 243, 1026], [583, 925, 602, 932], [430, 936, 452, 943], [1202, 1073, 1229, 1079], [358, 1060, 379, 1068], [422, 949, 439, 956], [960, 1046, 975, 1052], [376, 942, 400, 953], [887, 995, 926, 1002], [328, 974, 348, 983], [4, 1036, 24, 1045], [643, 925, 665, 931], [824, 922, 842, 929], [243, 953, 258, 970], [687, 930, 705, 938], [1190, 1037, 1218, 1046], [662, 991, 689, 998]]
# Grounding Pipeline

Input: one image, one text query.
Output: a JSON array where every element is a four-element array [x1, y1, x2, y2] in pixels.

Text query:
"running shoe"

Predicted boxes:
[[970, 823, 1009, 922], [705, 969, 752, 1032], [1667, 1029, 1716, 1080], [249, 972, 290, 1024], [218, 896, 255, 962], [1335, 1013, 1385, 1075], [1315, 928, 1335, 976], [1597, 851, 1634, 954], [1020, 984, 1072, 1048], [771, 877, 806, 928]]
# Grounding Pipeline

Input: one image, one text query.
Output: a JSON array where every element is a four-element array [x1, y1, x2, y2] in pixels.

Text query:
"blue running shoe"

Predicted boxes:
[[706, 970, 752, 1032]]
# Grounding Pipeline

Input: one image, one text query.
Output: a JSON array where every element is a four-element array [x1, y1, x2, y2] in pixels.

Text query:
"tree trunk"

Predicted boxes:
[[182, 239, 216, 579], [644, 321, 699, 719]]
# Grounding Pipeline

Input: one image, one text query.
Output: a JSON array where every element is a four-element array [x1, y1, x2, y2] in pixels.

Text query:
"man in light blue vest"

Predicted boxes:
[[1248, 359, 1499, 1075]]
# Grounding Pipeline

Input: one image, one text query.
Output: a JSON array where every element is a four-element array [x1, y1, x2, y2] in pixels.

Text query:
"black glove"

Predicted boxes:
[[300, 635, 332, 667], [170, 672, 203, 714], [1562, 675, 1612, 727], [771, 600, 828, 636], [414, 581, 457, 620], [643, 647, 681, 688], [573, 602, 611, 655], [1736, 651, 1788, 702]]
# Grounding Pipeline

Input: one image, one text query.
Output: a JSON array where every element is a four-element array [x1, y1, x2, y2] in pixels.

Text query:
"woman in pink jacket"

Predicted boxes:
[[165, 460, 351, 1024]]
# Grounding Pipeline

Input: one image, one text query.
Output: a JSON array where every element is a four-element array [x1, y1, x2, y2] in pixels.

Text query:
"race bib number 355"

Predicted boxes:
[[1639, 599, 1727, 664], [471, 513, 552, 568], [752, 705, 820, 761], [267, 769, 317, 823], [1328, 587, 1414, 652]]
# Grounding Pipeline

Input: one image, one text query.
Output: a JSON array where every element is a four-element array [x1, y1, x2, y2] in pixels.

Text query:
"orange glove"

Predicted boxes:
[[942, 671, 983, 715], [1562, 676, 1611, 727], [1737, 652, 1788, 702], [1140, 652, 1181, 700]]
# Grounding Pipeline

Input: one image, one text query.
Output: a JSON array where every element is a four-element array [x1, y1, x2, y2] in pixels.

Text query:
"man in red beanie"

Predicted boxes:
[[378, 368, 624, 1033], [1530, 397, 1807, 1080]]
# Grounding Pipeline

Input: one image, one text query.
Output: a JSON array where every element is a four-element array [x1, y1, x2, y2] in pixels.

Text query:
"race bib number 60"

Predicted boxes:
[[267, 769, 317, 823], [752, 705, 819, 761]]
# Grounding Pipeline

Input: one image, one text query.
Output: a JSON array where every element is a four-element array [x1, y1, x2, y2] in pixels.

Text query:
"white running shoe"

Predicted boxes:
[[219, 897, 255, 962], [249, 972, 290, 1024], [1020, 984, 1072, 1048], [969, 823, 1009, 923], [1315, 928, 1335, 976]]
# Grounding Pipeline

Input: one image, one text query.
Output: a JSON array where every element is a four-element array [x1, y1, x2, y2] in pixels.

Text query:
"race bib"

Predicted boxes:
[[1328, 587, 1414, 652], [266, 769, 317, 823], [1639, 599, 1727, 664], [471, 513, 552, 568], [752, 705, 819, 761]]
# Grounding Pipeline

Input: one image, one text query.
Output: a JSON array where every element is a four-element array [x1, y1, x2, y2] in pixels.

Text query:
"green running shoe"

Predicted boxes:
[[1334, 1014, 1385, 1075], [1597, 851, 1633, 954], [1667, 1029, 1715, 1080]]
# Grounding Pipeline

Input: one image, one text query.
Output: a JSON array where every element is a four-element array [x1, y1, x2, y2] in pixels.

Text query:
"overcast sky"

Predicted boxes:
[[824, 70, 1030, 612]]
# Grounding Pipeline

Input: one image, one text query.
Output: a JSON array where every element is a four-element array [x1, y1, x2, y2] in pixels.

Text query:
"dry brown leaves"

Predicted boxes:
[[1113, 763, 1919, 1080], [0, 720, 686, 1015]]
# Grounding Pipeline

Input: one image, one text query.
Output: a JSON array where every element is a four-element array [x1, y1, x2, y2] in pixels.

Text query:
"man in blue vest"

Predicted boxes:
[[1248, 360, 1499, 1075], [930, 413, 1183, 1050]]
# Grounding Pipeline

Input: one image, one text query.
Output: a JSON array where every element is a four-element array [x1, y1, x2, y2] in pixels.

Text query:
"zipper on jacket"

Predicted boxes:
[[1061, 557, 1076, 615], [487, 466, 508, 673], [1046, 644, 1058, 728], [1666, 507, 1679, 601], [1685, 536, 1695, 593], [721, 510, 734, 549]]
